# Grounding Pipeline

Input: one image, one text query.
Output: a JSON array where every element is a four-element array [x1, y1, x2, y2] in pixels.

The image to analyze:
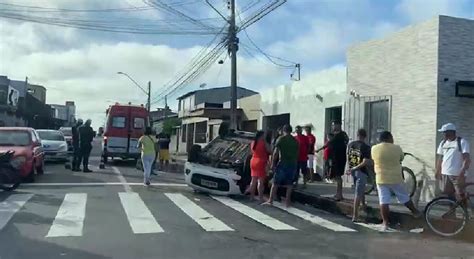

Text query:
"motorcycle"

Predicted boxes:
[[0, 151, 21, 191]]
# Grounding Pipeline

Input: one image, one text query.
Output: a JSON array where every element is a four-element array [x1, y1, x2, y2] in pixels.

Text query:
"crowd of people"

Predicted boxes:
[[247, 121, 470, 231]]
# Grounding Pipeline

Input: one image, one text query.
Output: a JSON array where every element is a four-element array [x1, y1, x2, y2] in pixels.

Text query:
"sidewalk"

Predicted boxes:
[[292, 181, 426, 229]]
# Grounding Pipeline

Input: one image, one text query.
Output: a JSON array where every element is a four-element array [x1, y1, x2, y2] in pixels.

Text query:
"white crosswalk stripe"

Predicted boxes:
[[273, 202, 357, 232], [47, 193, 87, 237], [118, 192, 164, 234], [0, 194, 33, 231], [165, 193, 233, 232], [211, 196, 297, 230]]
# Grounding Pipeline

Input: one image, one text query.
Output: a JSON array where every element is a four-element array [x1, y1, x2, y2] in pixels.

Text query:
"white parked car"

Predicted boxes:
[[36, 130, 69, 162], [184, 130, 254, 195]]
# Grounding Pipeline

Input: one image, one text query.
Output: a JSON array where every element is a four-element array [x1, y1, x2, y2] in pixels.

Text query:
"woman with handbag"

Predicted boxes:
[[138, 127, 157, 186]]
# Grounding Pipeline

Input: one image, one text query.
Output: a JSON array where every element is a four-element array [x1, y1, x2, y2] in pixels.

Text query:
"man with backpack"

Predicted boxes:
[[436, 123, 471, 205]]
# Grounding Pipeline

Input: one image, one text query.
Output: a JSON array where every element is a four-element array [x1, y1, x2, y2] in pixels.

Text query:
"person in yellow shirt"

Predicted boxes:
[[138, 127, 157, 186], [371, 131, 421, 231]]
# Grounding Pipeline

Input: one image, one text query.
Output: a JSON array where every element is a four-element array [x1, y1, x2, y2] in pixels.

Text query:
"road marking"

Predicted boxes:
[[118, 192, 164, 234], [20, 182, 188, 187], [211, 196, 297, 230], [0, 194, 33, 231], [112, 166, 133, 193], [47, 193, 87, 237], [273, 202, 357, 232], [165, 193, 233, 232]]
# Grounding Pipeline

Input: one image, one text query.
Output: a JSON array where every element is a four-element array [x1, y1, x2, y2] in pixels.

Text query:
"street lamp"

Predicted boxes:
[[117, 72, 151, 113]]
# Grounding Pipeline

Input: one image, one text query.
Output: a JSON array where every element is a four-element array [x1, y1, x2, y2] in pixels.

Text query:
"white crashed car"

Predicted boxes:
[[184, 131, 254, 196]]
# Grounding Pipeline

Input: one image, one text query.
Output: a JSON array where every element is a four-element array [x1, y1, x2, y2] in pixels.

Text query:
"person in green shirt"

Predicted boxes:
[[263, 124, 298, 207], [138, 127, 157, 186]]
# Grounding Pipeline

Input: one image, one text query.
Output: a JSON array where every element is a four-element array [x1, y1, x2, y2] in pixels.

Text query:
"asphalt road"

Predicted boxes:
[[1, 140, 473, 259]]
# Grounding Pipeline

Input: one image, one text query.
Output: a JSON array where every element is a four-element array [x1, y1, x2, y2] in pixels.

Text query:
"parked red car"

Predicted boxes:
[[0, 127, 45, 182]]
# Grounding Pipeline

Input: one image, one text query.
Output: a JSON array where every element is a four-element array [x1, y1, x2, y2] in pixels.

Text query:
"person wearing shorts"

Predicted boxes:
[[346, 129, 371, 222], [371, 131, 421, 231], [304, 125, 319, 182], [435, 123, 471, 207], [264, 124, 298, 207], [157, 133, 171, 171]]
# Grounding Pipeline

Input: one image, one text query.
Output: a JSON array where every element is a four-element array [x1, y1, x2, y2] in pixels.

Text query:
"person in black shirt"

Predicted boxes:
[[71, 119, 83, 172], [157, 132, 171, 171], [346, 128, 371, 222], [78, 119, 94, 173], [316, 120, 349, 201]]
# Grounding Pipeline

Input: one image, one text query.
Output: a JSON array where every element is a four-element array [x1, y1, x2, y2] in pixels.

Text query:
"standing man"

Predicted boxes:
[[317, 120, 349, 201], [79, 119, 94, 173], [346, 129, 371, 222], [71, 119, 83, 172], [304, 125, 319, 182], [372, 131, 421, 231], [294, 126, 309, 188], [436, 123, 471, 206], [158, 132, 171, 171], [264, 124, 298, 207]]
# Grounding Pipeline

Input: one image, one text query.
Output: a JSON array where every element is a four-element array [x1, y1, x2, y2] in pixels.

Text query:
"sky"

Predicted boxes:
[[0, 0, 473, 129]]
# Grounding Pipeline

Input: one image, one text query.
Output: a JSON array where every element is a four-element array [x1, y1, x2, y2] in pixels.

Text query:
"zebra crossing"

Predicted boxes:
[[1, 191, 369, 238]]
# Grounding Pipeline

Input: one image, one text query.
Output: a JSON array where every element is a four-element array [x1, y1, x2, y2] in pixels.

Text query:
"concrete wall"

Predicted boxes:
[[0, 111, 26, 126], [260, 66, 347, 172], [436, 16, 474, 151]]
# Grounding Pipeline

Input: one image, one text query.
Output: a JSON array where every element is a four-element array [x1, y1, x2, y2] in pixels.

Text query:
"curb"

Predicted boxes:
[[292, 189, 424, 229]]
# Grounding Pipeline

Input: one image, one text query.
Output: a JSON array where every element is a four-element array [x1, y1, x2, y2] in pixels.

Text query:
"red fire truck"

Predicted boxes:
[[102, 103, 149, 162]]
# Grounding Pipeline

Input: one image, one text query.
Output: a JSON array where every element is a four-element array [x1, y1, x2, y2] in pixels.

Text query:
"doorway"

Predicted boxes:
[[262, 113, 290, 132], [324, 106, 342, 136]]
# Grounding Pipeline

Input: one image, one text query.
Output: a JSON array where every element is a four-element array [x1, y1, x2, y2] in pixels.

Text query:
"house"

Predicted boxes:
[[176, 86, 258, 153], [346, 15, 474, 200], [50, 101, 76, 126]]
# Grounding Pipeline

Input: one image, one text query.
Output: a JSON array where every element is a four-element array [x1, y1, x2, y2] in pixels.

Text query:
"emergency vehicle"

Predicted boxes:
[[102, 103, 149, 162]]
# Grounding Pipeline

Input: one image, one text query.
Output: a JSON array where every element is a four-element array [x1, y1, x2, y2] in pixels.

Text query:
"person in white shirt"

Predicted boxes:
[[436, 123, 471, 205]]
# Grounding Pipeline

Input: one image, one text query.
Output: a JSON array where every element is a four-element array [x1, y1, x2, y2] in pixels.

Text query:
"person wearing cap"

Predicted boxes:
[[71, 119, 83, 172], [436, 123, 471, 204]]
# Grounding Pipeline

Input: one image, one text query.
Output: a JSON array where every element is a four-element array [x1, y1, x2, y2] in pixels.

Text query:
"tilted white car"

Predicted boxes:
[[184, 131, 254, 196]]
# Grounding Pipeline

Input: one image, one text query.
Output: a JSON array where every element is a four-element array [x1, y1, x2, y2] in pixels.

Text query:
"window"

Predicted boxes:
[[181, 124, 187, 143], [134, 117, 145, 129], [0, 131, 31, 146], [37, 130, 65, 141], [195, 121, 207, 144], [112, 116, 126, 128]]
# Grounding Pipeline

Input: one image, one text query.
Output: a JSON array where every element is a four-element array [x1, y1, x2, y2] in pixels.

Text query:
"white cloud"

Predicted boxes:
[[396, 0, 473, 23]]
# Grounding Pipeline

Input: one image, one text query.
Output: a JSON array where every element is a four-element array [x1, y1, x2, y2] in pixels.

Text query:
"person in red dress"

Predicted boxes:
[[249, 131, 272, 201]]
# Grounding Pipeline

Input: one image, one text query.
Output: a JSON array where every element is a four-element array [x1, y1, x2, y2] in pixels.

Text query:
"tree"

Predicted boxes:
[[162, 117, 181, 136]]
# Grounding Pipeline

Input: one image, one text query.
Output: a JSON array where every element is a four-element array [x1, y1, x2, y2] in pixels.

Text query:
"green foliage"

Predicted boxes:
[[162, 117, 181, 136]]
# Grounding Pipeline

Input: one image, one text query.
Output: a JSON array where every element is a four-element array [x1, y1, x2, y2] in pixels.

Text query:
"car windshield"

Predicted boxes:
[[0, 131, 31, 146], [59, 128, 72, 136], [38, 131, 65, 141]]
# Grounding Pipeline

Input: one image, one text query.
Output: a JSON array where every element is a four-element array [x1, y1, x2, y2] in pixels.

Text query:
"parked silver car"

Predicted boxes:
[[36, 130, 69, 162]]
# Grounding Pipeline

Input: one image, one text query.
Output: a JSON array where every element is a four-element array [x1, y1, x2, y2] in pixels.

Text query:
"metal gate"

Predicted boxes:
[[343, 95, 392, 145]]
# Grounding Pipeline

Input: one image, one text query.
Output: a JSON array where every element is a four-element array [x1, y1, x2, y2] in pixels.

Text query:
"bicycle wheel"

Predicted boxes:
[[401, 167, 416, 197], [424, 197, 468, 237]]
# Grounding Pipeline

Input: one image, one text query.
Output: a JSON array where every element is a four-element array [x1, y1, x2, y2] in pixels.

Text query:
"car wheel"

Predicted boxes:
[[36, 159, 45, 175]]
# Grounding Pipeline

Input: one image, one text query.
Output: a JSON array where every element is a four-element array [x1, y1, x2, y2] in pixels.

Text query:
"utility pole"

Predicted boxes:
[[229, 0, 238, 130], [147, 81, 151, 113]]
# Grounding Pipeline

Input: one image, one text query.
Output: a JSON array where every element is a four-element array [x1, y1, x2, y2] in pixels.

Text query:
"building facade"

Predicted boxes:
[[346, 16, 474, 200], [176, 86, 258, 154]]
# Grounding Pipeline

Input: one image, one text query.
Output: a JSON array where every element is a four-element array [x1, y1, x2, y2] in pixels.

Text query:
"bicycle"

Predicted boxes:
[[424, 182, 473, 237], [364, 152, 417, 197]]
